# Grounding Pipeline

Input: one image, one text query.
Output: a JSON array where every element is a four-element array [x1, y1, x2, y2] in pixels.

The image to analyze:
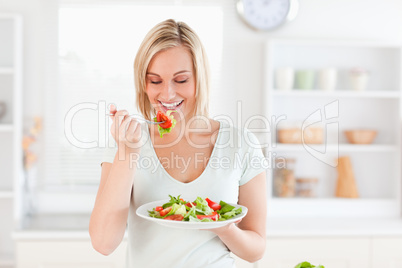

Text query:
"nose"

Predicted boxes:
[[160, 81, 176, 101]]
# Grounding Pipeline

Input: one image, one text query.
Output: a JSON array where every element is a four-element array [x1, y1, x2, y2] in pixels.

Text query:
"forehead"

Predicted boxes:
[[147, 46, 193, 75]]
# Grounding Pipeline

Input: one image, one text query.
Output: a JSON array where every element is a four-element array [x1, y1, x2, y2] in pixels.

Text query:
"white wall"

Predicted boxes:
[[1, 0, 401, 124], [1, 0, 402, 213]]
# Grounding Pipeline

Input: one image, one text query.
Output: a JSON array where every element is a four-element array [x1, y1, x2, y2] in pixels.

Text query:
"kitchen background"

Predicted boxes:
[[1, 0, 402, 267]]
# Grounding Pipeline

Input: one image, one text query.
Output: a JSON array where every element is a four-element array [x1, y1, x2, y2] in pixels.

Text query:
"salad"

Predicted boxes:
[[154, 110, 176, 138], [295, 262, 325, 268], [148, 195, 243, 222]]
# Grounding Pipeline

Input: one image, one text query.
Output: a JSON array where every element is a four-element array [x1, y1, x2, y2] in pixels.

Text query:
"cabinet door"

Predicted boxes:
[[16, 240, 256, 268], [372, 237, 402, 268], [256, 237, 370, 268], [16, 240, 127, 268]]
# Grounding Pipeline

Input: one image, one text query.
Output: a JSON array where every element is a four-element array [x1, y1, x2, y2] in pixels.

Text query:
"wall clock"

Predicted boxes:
[[236, 0, 299, 31]]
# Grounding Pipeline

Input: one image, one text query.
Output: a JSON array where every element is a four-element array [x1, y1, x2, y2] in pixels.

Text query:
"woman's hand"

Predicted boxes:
[[206, 219, 242, 236], [109, 104, 142, 151]]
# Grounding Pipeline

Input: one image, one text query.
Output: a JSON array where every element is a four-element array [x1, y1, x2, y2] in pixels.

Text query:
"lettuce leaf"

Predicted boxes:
[[171, 203, 187, 216], [217, 201, 242, 221], [153, 110, 177, 138], [218, 201, 235, 214], [184, 205, 197, 221], [194, 197, 214, 215], [219, 207, 242, 220], [294, 262, 325, 268], [188, 215, 200, 222], [162, 194, 185, 209], [148, 210, 163, 219], [187, 215, 214, 222]]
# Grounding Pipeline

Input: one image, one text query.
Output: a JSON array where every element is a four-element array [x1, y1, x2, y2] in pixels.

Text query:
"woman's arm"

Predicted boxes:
[[89, 106, 142, 256], [89, 149, 139, 256], [210, 171, 267, 263]]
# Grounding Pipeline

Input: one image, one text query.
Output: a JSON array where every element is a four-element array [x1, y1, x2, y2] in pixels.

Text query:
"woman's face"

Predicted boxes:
[[146, 45, 196, 121]]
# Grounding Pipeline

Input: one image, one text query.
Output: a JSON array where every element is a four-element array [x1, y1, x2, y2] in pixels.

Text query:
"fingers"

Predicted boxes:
[[127, 118, 141, 137], [126, 119, 141, 144], [109, 104, 117, 119], [109, 107, 128, 140], [118, 115, 141, 145], [118, 115, 133, 139], [108, 105, 142, 146], [113, 109, 129, 128]]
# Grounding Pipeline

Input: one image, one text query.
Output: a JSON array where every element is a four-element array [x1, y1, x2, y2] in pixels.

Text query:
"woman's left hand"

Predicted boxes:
[[205, 219, 242, 236]]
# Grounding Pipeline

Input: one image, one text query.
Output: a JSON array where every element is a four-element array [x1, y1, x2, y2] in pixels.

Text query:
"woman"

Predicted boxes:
[[89, 19, 267, 268]]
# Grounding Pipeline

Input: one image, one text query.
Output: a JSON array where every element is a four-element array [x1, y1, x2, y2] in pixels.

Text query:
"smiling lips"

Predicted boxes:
[[159, 100, 184, 110]]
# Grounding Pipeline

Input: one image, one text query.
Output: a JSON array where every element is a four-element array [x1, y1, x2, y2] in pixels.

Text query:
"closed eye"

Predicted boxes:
[[151, 81, 162, 84], [176, 79, 188, 84]]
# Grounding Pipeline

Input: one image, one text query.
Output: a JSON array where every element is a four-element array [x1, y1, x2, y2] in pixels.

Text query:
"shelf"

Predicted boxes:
[[0, 191, 13, 199], [271, 197, 396, 203], [0, 67, 13, 75], [266, 217, 402, 237], [20, 213, 91, 231], [0, 124, 13, 132], [0, 14, 22, 266], [272, 90, 400, 99], [268, 198, 399, 218], [273, 143, 397, 153]]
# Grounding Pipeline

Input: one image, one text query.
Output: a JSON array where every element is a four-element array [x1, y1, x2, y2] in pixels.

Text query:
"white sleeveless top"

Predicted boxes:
[[105, 121, 267, 268]]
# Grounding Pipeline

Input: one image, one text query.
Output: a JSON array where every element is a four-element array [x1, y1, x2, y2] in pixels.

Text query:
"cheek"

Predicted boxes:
[[145, 85, 155, 98], [184, 81, 196, 99]]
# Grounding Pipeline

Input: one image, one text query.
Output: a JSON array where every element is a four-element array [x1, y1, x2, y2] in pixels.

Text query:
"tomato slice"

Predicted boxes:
[[210, 203, 221, 211], [156, 111, 173, 129], [205, 198, 221, 211], [164, 214, 184, 221], [196, 211, 219, 221], [156, 111, 162, 123], [185, 202, 196, 208], [159, 206, 172, 216], [155, 206, 163, 212]]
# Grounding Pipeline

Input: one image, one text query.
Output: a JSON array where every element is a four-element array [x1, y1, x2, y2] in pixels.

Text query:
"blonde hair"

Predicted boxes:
[[134, 19, 210, 120]]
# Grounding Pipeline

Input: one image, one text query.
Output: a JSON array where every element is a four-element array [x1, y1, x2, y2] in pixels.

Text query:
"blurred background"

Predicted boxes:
[[1, 0, 402, 267]]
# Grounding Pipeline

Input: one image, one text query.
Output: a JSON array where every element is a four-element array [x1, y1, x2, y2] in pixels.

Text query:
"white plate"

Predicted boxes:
[[136, 199, 248, 229]]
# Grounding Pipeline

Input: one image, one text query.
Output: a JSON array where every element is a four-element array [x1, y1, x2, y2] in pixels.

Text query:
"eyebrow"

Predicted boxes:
[[146, 70, 191, 77]]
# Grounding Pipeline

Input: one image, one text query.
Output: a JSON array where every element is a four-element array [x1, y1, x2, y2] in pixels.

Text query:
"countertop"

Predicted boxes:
[[12, 213, 402, 240]]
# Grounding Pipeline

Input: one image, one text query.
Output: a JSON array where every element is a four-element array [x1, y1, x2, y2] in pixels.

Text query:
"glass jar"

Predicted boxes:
[[296, 177, 319, 197], [273, 158, 296, 197]]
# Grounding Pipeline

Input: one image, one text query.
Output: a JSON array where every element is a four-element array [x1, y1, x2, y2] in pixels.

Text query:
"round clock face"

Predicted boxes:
[[237, 0, 299, 31]]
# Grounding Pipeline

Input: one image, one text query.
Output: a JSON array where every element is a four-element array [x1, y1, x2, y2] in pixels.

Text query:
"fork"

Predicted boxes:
[[106, 114, 165, 125]]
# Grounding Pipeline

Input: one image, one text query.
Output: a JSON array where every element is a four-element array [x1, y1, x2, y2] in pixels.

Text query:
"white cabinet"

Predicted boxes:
[[16, 235, 402, 268], [257, 237, 371, 268], [263, 39, 402, 219], [16, 240, 126, 268], [0, 14, 23, 268], [15, 238, 255, 268], [372, 237, 402, 268]]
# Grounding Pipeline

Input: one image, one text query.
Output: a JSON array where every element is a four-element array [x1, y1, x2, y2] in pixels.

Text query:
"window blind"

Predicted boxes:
[[42, 1, 223, 186]]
